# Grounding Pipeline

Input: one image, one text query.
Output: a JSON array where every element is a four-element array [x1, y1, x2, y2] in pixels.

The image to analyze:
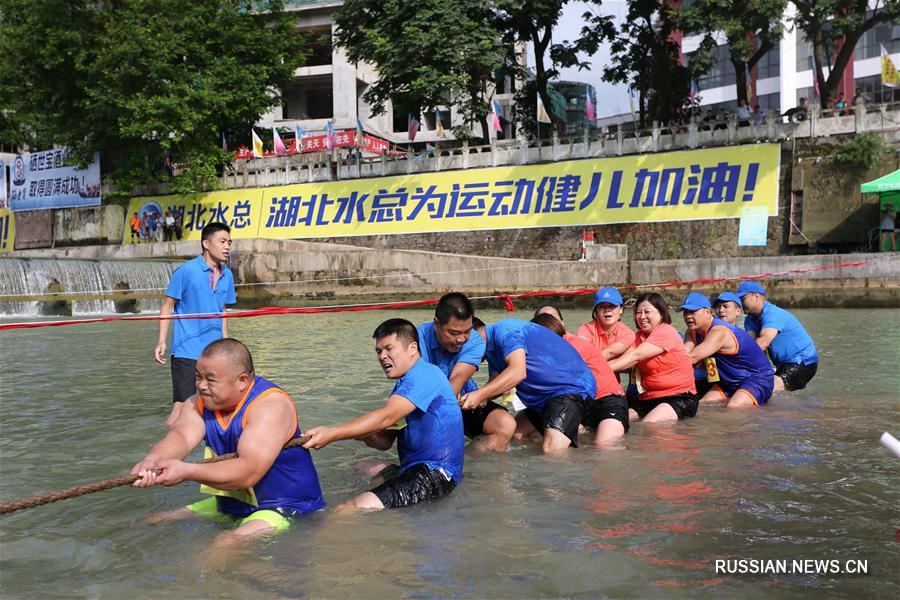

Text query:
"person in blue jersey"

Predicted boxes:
[[418, 293, 516, 452], [736, 281, 819, 391], [462, 318, 597, 452], [132, 339, 325, 539], [713, 291, 743, 326], [155, 222, 236, 428], [303, 319, 464, 511], [678, 293, 775, 408]]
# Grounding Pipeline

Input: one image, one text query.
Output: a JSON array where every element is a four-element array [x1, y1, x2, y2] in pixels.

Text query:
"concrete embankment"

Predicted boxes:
[[7, 239, 899, 309]]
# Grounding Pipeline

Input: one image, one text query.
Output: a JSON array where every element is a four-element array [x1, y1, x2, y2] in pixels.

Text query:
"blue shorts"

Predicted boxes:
[[718, 376, 774, 406]]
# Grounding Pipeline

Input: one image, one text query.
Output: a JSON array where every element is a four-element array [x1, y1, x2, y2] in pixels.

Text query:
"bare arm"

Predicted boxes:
[[607, 343, 664, 373], [447, 362, 478, 397], [688, 328, 731, 363], [360, 430, 399, 451], [131, 399, 206, 483], [155, 296, 177, 364], [221, 308, 228, 338], [459, 349, 526, 409], [754, 328, 778, 352], [601, 341, 629, 362], [303, 395, 416, 450]]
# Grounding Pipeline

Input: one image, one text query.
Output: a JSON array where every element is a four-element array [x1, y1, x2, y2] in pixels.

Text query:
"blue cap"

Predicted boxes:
[[676, 292, 712, 312], [593, 286, 623, 306], [736, 281, 766, 297], [714, 291, 743, 309]]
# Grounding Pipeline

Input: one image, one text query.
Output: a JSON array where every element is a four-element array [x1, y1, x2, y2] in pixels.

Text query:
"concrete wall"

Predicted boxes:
[[12, 210, 53, 249], [54, 205, 125, 246]]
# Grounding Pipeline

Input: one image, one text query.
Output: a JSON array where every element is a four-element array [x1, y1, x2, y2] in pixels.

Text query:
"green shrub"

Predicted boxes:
[[838, 133, 888, 170]]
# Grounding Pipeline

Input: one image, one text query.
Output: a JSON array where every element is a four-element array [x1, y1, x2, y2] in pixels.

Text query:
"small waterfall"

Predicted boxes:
[[0, 257, 180, 317]]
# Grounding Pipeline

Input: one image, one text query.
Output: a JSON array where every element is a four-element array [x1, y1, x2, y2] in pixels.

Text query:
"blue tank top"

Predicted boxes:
[[691, 318, 774, 386], [200, 376, 325, 518]]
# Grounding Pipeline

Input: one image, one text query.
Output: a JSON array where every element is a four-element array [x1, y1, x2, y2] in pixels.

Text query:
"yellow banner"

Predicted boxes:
[[123, 189, 264, 244], [0, 208, 14, 253], [123, 144, 779, 241]]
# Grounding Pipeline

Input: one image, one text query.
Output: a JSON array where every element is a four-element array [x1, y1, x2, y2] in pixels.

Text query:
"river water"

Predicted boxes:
[[0, 307, 898, 598]]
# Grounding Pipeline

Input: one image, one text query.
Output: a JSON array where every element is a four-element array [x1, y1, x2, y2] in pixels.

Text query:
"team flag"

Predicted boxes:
[[810, 54, 820, 97], [325, 120, 337, 150], [251, 129, 264, 157], [221, 132, 228, 152], [689, 79, 699, 104], [882, 44, 899, 88], [744, 63, 754, 102], [272, 126, 287, 155], [355, 118, 366, 146], [435, 109, 446, 137], [491, 99, 503, 133], [536, 92, 552, 123], [585, 87, 596, 122], [407, 114, 420, 141], [294, 124, 306, 152], [628, 87, 637, 121]]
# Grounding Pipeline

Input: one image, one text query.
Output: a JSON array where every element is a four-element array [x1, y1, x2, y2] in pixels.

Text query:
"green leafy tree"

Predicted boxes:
[[334, 0, 507, 143], [678, 0, 788, 106], [791, 0, 900, 109], [0, 0, 306, 193]]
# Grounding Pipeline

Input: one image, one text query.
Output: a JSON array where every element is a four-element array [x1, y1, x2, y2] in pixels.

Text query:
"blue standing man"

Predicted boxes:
[[462, 318, 596, 453], [155, 222, 237, 427], [303, 318, 464, 512], [736, 281, 818, 391], [418, 293, 516, 452]]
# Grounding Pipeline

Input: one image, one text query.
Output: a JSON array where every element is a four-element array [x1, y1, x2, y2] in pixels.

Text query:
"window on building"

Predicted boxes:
[[796, 86, 815, 105], [695, 44, 737, 90], [796, 34, 813, 72], [754, 92, 780, 113], [756, 42, 780, 79], [495, 67, 517, 95], [853, 74, 900, 103], [422, 108, 451, 132], [281, 76, 333, 119], [301, 28, 333, 67], [855, 19, 900, 59]]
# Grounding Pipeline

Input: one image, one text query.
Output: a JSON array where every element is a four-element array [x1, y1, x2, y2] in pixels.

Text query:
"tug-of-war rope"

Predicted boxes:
[[0, 258, 874, 332]]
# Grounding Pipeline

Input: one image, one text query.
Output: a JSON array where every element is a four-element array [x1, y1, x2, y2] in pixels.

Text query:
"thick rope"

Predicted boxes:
[[0, 434, 311, 516]]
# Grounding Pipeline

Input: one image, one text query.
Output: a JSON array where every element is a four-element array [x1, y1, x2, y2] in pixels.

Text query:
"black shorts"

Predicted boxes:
[[582, 394, 629, 433], [695, 378, 714, 398], [371, 463, 457, 508], [170, 356, 197, 403], [628, 392, 699, 420], [775, 362, 818, 391], [462, 400, 509, 438], [523, 394, 589, 447]]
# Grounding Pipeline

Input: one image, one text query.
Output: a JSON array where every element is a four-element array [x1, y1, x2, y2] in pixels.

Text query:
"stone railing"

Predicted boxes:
[[131, 100, 900, 196]]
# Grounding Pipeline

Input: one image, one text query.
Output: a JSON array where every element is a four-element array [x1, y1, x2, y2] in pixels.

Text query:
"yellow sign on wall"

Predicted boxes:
[[0, 208, 14, 253], [124, 144, 780, 242]]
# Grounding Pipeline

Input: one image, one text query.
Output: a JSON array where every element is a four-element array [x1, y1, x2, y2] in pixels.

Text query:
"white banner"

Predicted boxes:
[[9, 149, 101, 211]]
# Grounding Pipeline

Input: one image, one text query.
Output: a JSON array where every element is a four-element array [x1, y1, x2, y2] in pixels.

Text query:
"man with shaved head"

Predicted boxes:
[[132, 338, 325, 538]]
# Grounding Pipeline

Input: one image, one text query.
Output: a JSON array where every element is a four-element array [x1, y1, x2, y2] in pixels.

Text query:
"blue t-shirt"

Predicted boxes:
[[484, 318, 596, 411], [392, 359, 465, 483], [744, 301, 818, 367], [166, 255, 237, 359], [417, 321, 485, 395]]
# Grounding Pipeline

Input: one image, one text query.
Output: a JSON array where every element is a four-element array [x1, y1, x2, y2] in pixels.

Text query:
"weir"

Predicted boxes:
[[0, 258, 179, 317]]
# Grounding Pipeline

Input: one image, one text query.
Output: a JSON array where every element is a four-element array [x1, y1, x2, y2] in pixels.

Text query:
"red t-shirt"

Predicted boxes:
[[634, 323, 696, 400], [564, 332, 624, 398], [576, 320, 636, 354]]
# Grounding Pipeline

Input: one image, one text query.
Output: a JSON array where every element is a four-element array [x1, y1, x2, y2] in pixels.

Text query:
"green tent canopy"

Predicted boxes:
[[860, 169, 900, 193]]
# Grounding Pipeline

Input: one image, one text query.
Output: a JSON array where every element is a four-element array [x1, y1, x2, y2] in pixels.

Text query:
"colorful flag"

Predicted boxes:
[[810, 54, 820, 97], [407, 114, 420, 141], [536, 92, 552, 123], [272, 126, 286, 155], [689, 79, 699, 104], [325, 120, 337, 150], [221, 132, 228, 152], [435, 109, 446, 137], [628, 87, 637, 121], [882, 44, 899, 88], [355, 118, 366, 146], [744, 63, 754, 102], [491, 99, 503, 133], [585, 87, 596, 122], [251, 129, 263, 157], [294, 124, 306, 152]]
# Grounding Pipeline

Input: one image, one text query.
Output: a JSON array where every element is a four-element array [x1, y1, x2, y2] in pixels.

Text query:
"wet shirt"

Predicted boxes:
[[634, 323, 696, 400], [563, 332, 623, 398], [392, 359, 465, 483], [744, 301, 818, 366], [691, 317, 774, 386], [484, 319, 596, 411], [417, 321, 484, 395], [166, 255, 236, 360], [576, 320, 636, 355], [200, 376, 325, 518]]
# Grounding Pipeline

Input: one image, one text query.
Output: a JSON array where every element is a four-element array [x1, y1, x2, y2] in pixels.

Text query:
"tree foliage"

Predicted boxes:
[[678, 0, 787, 106], [838, 131, 889, 169], [791, 0, 900, 109], [334, 0, 508, 143], [0, 0, 306, 193]]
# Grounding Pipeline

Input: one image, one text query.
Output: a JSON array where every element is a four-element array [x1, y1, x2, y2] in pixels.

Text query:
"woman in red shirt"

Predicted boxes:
[[608, 293, 698, 423]]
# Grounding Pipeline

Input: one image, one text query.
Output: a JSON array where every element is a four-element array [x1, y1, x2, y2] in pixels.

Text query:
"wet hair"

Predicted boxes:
[[633, 292, 672, 325], [201, 222, 231, 242], [201, 338, 255, 375], [533, 305, 563, 322], [531, 313, 566, 337], [434, 292, 474, 325], [373, 318, 420, 348]]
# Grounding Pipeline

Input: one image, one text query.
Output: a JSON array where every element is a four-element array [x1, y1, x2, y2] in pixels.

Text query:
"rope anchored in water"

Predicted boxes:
[[0, 435, 311, 516]]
